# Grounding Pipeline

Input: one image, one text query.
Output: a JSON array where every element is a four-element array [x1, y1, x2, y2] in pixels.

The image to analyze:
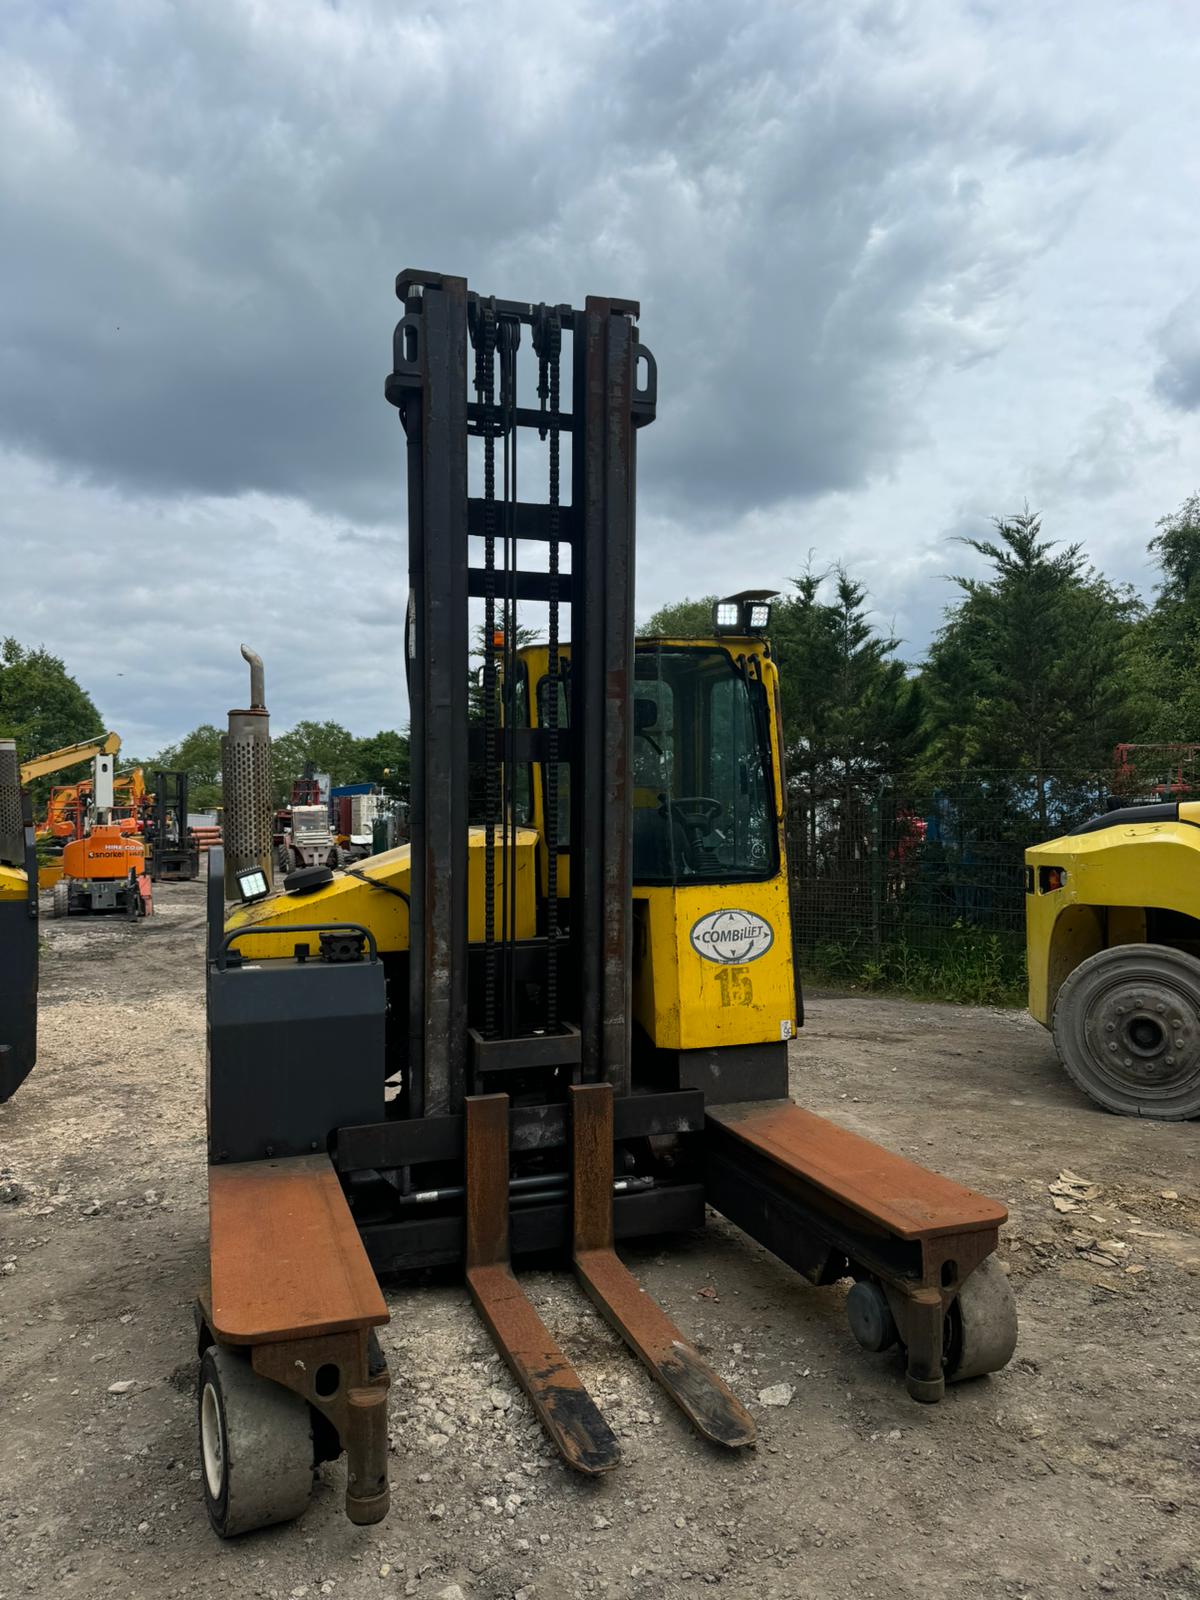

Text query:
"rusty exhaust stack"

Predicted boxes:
[[222, 645, 273, 899]]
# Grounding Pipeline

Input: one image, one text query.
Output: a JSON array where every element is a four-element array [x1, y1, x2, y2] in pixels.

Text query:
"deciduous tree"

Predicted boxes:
[[0, 638, 104, 758]]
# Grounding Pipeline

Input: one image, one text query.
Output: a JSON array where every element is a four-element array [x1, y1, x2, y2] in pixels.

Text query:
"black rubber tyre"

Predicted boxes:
[[198, 1346, 314, 1538], [1052, 943, 1200, 1120], [276, 845, 292, 878], [846, 1280, 898, 1353], [51, 880, 69, 919]]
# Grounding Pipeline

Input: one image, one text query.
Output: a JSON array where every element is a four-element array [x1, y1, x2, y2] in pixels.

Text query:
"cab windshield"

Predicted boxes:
[[631, 645, 776, 885]]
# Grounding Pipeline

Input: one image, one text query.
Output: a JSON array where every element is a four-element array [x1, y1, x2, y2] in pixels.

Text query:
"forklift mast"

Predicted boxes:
[[387, 271, 655, 1115]]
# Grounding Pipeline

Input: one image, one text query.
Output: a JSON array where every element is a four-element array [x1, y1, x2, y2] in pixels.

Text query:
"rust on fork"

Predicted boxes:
[[464, 1092, 619, 1474], [570, 1082, 755, 1449]]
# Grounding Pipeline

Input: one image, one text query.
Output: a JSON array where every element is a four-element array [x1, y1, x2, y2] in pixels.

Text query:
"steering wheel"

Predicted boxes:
[[662, 796, 723, 836], [659, 797, 723, 873]]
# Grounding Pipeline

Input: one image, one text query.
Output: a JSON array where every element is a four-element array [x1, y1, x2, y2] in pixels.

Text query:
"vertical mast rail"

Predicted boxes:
[[574, 299, 640, 1094], [538, 306, 563, 1035], [388, 272, 471, 1117]]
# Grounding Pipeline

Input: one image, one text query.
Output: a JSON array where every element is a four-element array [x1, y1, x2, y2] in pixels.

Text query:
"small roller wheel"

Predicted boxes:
[[51, 881, 69, 919], [943, 1257, 1018, 1383], [846, 1279, 898, 1352], [198, 1345, 315, 1537]]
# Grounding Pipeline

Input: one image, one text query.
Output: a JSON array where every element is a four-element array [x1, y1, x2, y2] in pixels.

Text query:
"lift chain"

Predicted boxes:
[[497, 313, 522, 1040], [533, 304, 564, 1033], [471, 297, 500, 1038]]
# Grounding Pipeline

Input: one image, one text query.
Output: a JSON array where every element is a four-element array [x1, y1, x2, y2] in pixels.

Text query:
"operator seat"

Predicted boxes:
[[632, 697, 685, 879]]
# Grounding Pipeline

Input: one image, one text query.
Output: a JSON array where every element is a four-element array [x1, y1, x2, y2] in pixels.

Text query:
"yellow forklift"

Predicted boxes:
[[2, 733, 127, 1102], [0, 739, 38, 1102], [1027, 800, 1200, 1118], [195, 274, 1017, 1537]]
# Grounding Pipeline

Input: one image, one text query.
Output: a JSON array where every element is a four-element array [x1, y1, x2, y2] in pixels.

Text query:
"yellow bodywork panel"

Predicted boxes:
[[0, 864, 29, 905], [225, 829, 539, 958], [624, 639, 796, 1052], [1025, 819, 1200, 1024], [633, 874, 797, 1050]]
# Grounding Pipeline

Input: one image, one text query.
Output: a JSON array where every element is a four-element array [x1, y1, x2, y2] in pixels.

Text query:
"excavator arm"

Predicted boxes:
[[19, 732, 121, 784]]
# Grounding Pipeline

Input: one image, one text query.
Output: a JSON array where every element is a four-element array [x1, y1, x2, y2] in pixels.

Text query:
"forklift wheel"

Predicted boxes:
[[942, 1257, 1018, 1383], [198, 1346, 315, 1537], [1052, 943, 1200, 1120], [845, 1280, 898, 1353], [51, 881, 69, 919]]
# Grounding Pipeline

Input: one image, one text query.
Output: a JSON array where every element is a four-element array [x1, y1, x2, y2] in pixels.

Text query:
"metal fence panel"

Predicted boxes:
[[786, 767, 1168, 1004]]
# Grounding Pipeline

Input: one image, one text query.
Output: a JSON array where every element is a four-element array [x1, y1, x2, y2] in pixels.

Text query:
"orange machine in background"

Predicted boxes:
[[53, 823, 152, 919], [51, 750, 153, 919], [40, 767, 147, 844]]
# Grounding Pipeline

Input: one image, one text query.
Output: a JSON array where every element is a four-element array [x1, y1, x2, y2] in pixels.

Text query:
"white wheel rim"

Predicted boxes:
[[200, 1380, 226, 1499]]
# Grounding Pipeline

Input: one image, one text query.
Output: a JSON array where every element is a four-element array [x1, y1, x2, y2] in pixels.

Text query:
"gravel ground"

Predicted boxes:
[[1, 879, 1198, 1600]]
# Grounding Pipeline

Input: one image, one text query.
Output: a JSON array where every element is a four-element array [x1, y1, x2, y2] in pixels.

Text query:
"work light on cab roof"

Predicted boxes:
[[712, 589, 778, 636]]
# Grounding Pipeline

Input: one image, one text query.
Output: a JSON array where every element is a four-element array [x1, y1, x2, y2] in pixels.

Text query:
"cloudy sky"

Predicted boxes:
[[2, 0, 1199, 753]]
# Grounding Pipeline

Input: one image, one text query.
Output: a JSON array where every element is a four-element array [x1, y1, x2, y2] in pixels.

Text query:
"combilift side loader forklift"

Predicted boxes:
[[0, 739, 38, 1103], [197, 273, 1017, 1537]]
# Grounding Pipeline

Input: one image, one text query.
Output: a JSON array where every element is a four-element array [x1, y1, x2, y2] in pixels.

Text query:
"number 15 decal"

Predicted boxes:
[[716, 966, 754, 1008]]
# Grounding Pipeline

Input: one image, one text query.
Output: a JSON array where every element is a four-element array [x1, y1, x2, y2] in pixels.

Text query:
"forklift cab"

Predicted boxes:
[[515, 632, 800, 1094]]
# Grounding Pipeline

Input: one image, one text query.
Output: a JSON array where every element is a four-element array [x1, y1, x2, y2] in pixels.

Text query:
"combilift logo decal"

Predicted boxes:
[[689, 909, 774, 965]]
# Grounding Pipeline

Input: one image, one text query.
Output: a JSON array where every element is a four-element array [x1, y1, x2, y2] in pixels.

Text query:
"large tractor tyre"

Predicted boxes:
[[198, 1345, 314, 1538], [1052, 942, 1200, 1120], [276, 845, 292, 878], [51, 880, 69, 919]]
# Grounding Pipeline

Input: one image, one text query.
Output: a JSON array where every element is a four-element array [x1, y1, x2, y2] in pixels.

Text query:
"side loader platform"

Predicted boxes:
[[705, 1101, 1015, 1400], [207, 1156, 388, 1343], [198, 1156, 391, 1535]]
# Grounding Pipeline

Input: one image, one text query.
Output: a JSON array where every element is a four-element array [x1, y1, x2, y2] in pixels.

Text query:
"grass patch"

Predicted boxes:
[[801, 924, 1027, 1007]]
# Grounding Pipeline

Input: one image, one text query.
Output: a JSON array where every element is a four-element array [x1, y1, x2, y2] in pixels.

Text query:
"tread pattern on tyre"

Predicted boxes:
[[1052, 941, 1200, 1121]]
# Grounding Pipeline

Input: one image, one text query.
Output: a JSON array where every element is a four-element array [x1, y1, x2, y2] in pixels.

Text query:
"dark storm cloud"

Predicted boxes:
[[1154, 291, 1200, 412], [3, 0, 1199, 752], [1, 0, 1102, 527]]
